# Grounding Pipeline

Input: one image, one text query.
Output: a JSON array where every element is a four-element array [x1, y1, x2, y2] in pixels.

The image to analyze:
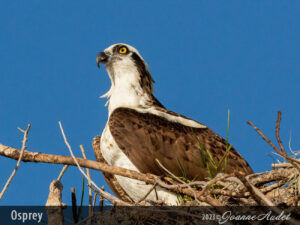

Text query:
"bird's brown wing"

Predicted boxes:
[[109, 107, 253, 181]]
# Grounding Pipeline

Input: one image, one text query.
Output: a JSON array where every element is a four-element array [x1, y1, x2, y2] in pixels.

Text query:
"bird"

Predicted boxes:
[[95, 43, 253, 205]]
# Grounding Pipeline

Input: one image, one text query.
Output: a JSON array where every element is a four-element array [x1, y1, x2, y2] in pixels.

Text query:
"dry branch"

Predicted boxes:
[[0, 143, 157, 184], [0, 124, 31, 201], [247, 111, 300, 171], [59, 122, 132, 206], [57, 165, 69, 181], [235, 172, 274, 206], [80, 144, 93, 225]]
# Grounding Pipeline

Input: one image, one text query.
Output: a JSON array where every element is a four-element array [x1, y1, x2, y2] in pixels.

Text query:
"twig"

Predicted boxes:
[[276, 111, 285, 153], [92, 192, 98, 209], [89, 185, 111, 203], [155, 159, 185, 184], [260, 180, 287, 193], [208, 189, 250, 198], [135, 179, 159, 204], [297, 175, 300, 206], [58, 122, 131, 206], [71, 188, 78, 224], [156, 159, 224, 206], [99, 186, 104, 212], [156, 179, 221, 206], [57, 165, 69, 181], [155, 159, 200, 204], [0, 124, 31, 201], [247, 113, 300, 172], [247, 121, 280, 156], [249, 167, 296, 186], [80, 145, 93, 225], [160, 180, 206, 189], [272, 163, 293, 168], [197, 173, 234, 196], [235, 172, 274, 206]]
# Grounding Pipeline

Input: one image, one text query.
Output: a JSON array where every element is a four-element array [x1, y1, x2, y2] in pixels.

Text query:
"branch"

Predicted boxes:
[[197, 173, 234, 196], [156, 159, 216, 205], [80, 145, 93, 225], [249, 167, 296, 186], [0, 142, 219, 205], [58, 122, 131, 206], [235, 172, 274, 206], [0, 143, 157, 185], [0, 124, 31, 201], [57, 165, 69, 181], [275, 111, 285, 153], [247, 111, 300, 171]]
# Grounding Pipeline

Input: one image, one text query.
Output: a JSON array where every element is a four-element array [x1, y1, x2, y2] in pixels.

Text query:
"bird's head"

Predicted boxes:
[[96, 43, 144, 69], [96, 43, 155, 110]]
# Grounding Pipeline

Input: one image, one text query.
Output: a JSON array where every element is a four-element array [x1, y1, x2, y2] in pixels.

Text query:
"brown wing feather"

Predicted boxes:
[[109, 108, 253, 181]]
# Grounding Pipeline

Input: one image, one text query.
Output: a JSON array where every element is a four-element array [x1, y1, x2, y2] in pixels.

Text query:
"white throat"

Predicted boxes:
[[101, 58, 152, 115]]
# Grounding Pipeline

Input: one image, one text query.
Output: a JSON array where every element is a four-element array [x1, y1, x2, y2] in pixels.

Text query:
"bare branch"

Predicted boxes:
[[0, 143, 157, 185], [247, 117, 300, 171], [58, 121, 131, 206], [57, 165, 69, 181], [276, 111, 285, 153], [80, 144, 93, 225], [0, 124, 31, 201]]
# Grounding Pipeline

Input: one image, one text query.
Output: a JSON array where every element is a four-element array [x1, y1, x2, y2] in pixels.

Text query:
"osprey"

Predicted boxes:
[[95, 43, 253, 205]]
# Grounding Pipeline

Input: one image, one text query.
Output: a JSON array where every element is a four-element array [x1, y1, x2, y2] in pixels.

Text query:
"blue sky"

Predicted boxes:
[[0, 1, 299, 205]]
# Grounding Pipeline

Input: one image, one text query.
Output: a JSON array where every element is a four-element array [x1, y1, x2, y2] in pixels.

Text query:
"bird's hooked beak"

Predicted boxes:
[[96, 52, 109, 68]]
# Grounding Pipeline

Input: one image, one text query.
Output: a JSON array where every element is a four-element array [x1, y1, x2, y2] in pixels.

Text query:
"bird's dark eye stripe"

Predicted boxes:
[[131, 52, 143, 65]]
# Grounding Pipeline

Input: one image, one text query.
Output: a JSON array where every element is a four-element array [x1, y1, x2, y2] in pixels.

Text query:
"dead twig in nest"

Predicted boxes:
[[247, 111, 300, 206], [247, 111, 300, 172], [197, 173, 234, 196], [155, 159, 221, 206], [235, 172, 274, 206]]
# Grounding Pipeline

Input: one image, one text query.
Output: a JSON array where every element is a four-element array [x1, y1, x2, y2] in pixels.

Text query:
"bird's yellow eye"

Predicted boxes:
[[119, 46, 128, 54]]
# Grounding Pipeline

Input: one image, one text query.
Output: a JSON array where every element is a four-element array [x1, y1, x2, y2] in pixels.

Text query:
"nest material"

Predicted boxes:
[[176, 166, 299, 207]]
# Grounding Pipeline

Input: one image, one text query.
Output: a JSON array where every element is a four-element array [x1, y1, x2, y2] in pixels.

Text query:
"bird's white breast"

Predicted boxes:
[[100, 123, 178, 205]]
